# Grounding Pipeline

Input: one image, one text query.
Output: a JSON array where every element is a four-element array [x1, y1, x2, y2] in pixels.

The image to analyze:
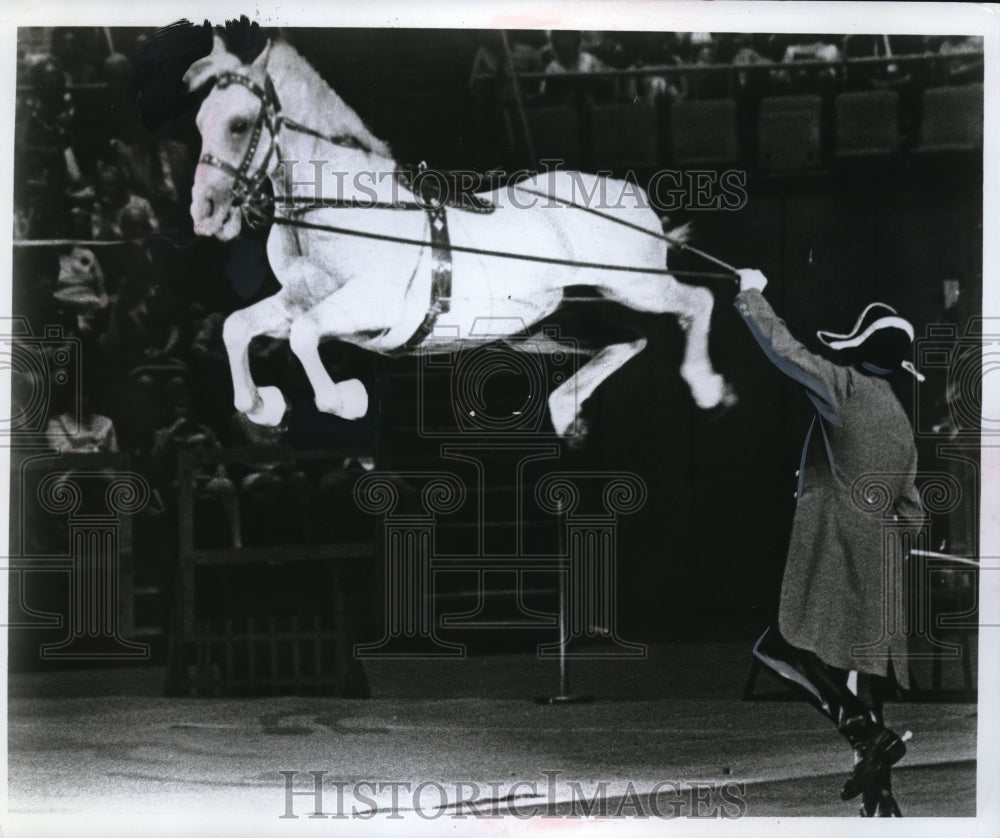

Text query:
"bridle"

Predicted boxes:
[[198, 70, 374, 226]]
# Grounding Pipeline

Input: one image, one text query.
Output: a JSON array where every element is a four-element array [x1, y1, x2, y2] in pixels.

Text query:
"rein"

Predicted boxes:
[[269, 214, 737, 284], [203, 70, 741, 288]]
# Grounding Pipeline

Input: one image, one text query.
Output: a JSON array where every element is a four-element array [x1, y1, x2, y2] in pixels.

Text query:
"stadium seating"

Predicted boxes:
[[757, 95, 823, 171], [914, 84, 984, 152], [590, 102, 661, 171], [526, 105, 584, 169], [669, 98, 741, 166], [834, 89, 901, 157]]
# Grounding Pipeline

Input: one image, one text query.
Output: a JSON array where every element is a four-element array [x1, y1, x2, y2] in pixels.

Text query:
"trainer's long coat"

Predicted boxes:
[[736, 289, 924, 686]]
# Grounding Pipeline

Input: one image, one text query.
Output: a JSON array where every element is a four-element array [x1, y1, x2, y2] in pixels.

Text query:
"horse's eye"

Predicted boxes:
[[230, 119, 249, 135]]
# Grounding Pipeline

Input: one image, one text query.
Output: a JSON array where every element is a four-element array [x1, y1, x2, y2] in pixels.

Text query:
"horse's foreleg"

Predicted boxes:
[[288, 300, 369, 421], [548, 338, 646, 438], [223, 294, 294, 425]]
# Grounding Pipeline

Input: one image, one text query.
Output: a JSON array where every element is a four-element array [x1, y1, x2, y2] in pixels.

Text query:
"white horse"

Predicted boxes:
[[184, 36, 735, 436]]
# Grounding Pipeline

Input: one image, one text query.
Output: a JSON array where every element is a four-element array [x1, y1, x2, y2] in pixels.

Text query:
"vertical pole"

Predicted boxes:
[[499, 30, 537, 168], [557, 500, 569, 697], [535, 498, 592, 704]]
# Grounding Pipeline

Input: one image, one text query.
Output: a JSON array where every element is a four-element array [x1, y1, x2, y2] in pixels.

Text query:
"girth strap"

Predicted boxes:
[[389, 204, 452, 355]]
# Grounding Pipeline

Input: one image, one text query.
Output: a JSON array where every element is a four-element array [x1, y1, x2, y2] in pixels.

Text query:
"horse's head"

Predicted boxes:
[[185, 35, 276, 240]]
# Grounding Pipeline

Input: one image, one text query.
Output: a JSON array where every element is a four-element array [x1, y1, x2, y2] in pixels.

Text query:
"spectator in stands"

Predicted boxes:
[[772, 35, 844, 92], [732, 33, 773, 95], [112, 134, 192, 233], [51, 247, 109, 337], [939, 35, 984, 84], [100, 261, 187, 453], [44, 386, 123, 519], [90, 151, 160, 240], [842, 34, 914, 90], [624, 32, 688, 105], [177, 306, 232, 439], [541, 30, 613, 105], [467, 30, 544, 167], [106, 271, 182, 370], [152, 384, 242, 549], [17, 163, 68, 239], [581, 31, 627, 69], [51, 28, 101, 86], [190, 309, 227, 365], [469, 31, 544, 105], [19, 55, 83, 238], [730, 33, 773, 163], [685, 34, 730, 100], [46, 391, 119, 454], [91, 45, 195, 231]]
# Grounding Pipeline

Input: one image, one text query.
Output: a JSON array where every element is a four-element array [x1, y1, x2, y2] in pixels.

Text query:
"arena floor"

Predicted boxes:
[[6, 642, 978, 833]]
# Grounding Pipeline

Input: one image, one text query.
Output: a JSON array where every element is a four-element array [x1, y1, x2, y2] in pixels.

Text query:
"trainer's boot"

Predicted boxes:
[[859, 766, 902, 817], [751, 627, 906, 801], [840, 715, 906, 801]]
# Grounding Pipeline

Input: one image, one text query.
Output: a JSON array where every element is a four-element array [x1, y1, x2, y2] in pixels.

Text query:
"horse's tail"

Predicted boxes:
[[660, 218, 692, 247]]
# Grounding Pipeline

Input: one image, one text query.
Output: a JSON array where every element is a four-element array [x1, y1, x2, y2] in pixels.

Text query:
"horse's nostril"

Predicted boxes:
[[205, 197, 215, 217]]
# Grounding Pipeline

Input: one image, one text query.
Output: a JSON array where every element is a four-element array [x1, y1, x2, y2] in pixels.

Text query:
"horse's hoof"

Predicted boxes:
[[337, 379, 369, 420], [548, 395, 577, 439], [703, 398, 736, 423], [245, 386, 287, 426], [703, 384, 737, 421], [315, 379, 369, 420], [564, 417, 589, 449]]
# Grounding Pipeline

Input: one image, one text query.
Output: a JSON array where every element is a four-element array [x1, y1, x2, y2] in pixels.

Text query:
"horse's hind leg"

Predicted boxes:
[[597, 275, 735, 410], [546, 337, 647, 438]]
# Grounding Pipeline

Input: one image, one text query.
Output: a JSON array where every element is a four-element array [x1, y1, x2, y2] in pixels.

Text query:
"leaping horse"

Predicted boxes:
[[185, 36, 736, 436]]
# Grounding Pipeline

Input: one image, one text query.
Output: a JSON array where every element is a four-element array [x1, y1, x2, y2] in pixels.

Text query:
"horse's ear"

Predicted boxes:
[[252, 39, 273, 72], [183, 33, 241, 92]]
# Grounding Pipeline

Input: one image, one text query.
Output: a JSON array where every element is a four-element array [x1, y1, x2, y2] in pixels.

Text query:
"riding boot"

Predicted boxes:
[[840, 673, 906, 801], [752, 627, 906, 799], [753, 626, 869, 725], [838, 710, 906, 800], [859, 765, 903, 817]]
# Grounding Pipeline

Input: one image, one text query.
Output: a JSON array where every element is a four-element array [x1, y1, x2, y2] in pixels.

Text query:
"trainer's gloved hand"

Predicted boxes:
[[738, 269, 768, 293]]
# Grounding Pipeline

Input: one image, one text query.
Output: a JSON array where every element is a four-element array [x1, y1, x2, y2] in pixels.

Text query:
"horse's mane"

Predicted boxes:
[[268, 40, 393, 161]]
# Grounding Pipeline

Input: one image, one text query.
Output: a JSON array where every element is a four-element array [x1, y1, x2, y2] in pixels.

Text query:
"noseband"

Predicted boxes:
[[198, 71, 374, 227]]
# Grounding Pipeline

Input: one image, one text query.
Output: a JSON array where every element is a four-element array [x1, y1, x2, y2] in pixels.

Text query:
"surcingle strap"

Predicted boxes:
[[396, 166, 496, 214], [391, 204, 452, 355]]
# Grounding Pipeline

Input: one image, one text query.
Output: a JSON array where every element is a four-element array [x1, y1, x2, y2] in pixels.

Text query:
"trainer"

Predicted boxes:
[[734, 268, 925, 815]]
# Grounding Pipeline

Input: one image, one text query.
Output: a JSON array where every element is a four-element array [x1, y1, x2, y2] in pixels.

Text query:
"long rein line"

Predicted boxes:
[[507, 186, 742, 278], [268, 214, 735, 284]]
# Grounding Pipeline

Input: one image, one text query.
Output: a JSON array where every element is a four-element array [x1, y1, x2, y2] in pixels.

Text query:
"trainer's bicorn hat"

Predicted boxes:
[[817, 302, 925, 381]]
